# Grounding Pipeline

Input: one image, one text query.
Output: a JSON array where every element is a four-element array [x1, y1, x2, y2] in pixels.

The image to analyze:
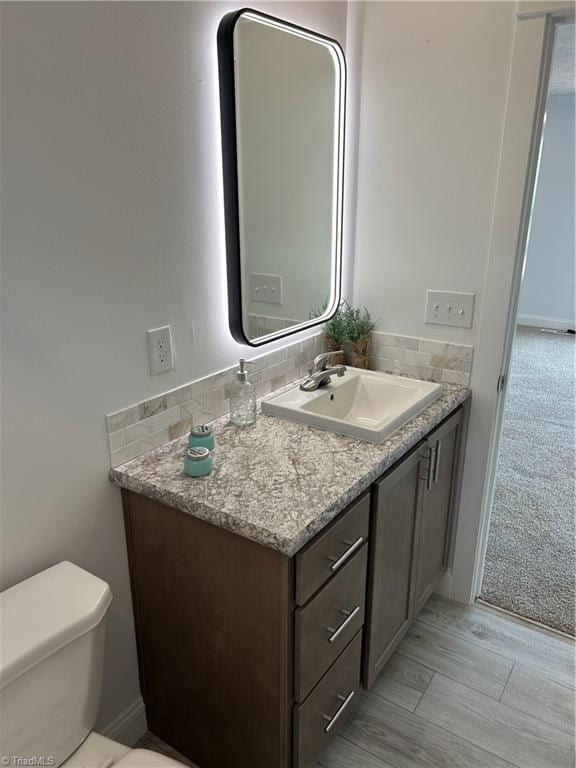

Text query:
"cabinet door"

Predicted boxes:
[[413, 408, 463, 615], [363, 445, 425, 688]]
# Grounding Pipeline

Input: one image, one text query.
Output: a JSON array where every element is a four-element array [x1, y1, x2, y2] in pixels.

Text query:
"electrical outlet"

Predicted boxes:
[[425, 290, 475, 328], [249, 273, 283, 305], [146, 325, 174, 375]]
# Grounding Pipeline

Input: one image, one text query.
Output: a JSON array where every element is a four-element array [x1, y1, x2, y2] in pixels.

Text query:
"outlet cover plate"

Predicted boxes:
[[425, 290, 475, 328], [249, 273, 283, 305], [147, 325, 174, 375]]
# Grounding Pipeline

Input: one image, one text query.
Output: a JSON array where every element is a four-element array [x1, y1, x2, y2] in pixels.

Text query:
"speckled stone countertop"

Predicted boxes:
[[110, 383, 469, 555]]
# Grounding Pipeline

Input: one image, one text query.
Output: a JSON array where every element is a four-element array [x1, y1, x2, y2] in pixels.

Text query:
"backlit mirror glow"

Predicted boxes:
[[218, 9, 346, 346]]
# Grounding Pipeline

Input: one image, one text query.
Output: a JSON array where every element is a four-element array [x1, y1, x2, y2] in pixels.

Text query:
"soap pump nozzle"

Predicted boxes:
[[236, 358, 253, 383]]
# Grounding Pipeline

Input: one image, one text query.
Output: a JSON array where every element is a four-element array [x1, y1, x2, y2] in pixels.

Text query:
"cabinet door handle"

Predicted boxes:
[[326, 605, 361, 643], [328, 536, 364, 572], [426, 445, 436, 491], [322, 690, 355, 733], [433, 439, 442, 483]]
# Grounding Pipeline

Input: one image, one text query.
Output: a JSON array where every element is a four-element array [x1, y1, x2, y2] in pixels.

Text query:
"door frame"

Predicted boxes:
[[449, 4, 575, 604]]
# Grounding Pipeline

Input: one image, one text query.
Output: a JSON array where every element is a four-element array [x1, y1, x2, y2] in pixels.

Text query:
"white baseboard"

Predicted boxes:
[[101, 696, 147, 747], [435, 570, 456, 601], [517, 314, 575, 331]]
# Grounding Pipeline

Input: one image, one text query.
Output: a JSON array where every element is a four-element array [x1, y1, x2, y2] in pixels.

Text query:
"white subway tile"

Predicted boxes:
[[192, 411, 219, 427], [180, 397, 204, 417], [404, 349, 433, 365], [111, 428, 170, 468], [153, 406, 182, 431], [260, 358, 295, 383], [429, 354, 472, 373], [165, 381, 204, 408], [108, 429, 127, 451], [268, 348, 287, 365], [204, 388, 226, 407], [207, 400, 230, 419], [380, 333, 420, 351], [125, 416, 156, 444], [251, 353, 271, 372], [106, 404, 141, 432], [442, 370, 470, 385], [256, 380, 273, 398]]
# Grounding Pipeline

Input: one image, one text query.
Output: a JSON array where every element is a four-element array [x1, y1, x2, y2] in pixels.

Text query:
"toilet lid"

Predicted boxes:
[[114, 750, 189, 768], [0, 561, 112, 690], [61, 733, 131, 768]]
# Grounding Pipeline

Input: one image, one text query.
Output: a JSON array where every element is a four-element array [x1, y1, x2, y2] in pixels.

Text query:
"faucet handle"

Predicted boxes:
[[312, 350, 343, 373]]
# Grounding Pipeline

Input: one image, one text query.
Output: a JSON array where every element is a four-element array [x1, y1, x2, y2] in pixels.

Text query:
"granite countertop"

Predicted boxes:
[[110, 383, 470, 556]]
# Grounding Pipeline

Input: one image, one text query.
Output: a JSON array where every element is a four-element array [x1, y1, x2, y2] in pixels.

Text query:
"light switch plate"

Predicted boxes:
[[425, 290, 475, 328], [249, 273, 283, 305], [146, 325, 174, 375]]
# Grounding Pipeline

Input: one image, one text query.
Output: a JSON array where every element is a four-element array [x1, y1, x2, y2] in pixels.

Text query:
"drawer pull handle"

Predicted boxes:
[[326, 606, 361, 643], [433, 439, 442, 483], [426, 445, 435, 491], [328, 536, 364, 572], [322, 690, 355, 733]]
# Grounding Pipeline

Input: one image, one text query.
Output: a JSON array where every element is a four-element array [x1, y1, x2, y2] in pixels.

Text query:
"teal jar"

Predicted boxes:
[[183, 447, 213, 477], [188, 425, 215, 452]]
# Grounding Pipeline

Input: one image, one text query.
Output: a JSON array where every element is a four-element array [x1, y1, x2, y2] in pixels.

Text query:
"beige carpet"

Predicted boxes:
[[481, 326, 575, 635]]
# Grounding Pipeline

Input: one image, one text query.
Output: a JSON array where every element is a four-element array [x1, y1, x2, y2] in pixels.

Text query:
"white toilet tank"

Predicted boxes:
[[0, 562, 112, 768]]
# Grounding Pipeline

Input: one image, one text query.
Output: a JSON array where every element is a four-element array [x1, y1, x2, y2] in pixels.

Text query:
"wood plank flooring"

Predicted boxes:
[[416, 675, 573, 768], [500, 663, 575, 734], [137, 594, 575, 768], [418, 594, 575, 687], [397, 619, 514, 698], [135, 732, 198, 767]]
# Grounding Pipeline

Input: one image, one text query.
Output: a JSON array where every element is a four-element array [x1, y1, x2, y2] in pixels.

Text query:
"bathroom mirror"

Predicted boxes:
[[218, 9, 346, 346]]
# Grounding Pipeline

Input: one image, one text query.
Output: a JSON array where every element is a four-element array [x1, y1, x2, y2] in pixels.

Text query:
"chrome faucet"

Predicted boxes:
[[300, 351, 347, 392]]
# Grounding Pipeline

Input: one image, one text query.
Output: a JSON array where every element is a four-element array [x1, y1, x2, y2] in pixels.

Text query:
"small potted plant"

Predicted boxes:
[[345, 305, 375, 369]]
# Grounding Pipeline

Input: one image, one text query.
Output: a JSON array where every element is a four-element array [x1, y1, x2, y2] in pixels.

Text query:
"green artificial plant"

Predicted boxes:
[[322, 299, 349, 344], [344, 305, 376, 342]]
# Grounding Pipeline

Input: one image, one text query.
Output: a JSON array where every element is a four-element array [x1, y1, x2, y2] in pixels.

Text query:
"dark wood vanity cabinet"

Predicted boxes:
[[363, 444, 425, 688], [413, 408, 464, 614], [123, 488, 370, 768], [122, 491, 295, 768], [364, 407, 465, 687], [122, 401, 468, 768]]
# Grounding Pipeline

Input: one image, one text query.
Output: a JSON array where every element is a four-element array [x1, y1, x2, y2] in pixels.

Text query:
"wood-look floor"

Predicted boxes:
[[135, 732, 198, 767], [137, 594, 575, 768]]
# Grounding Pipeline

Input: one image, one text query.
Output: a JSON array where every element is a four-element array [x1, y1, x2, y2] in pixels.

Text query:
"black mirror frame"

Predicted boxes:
[[217, 8, 346, 347]]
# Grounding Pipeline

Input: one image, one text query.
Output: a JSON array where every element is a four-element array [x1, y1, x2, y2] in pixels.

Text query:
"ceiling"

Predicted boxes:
[[549, 22, 575, 97]]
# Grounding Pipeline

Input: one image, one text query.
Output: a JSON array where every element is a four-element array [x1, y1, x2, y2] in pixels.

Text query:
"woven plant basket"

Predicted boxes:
[[324, 334, 345, 365], [350, 337, 370, 369]]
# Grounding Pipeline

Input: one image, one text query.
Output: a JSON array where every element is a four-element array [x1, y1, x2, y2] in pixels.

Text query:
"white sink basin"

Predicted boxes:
[[261, 367, 442, 442]]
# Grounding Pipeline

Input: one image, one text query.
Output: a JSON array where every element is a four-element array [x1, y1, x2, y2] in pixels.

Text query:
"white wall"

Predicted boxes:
[[518, 94, 575, 329], [0, 1, 355, 732], [353, 1, 516, 346], [353, 1, 520, 601]]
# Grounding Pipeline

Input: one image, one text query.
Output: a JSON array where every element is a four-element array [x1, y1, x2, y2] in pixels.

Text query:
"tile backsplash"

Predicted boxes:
[[106, 334, 324, 467], [106, 330, 473, 468], [369, 331, 473, 385]]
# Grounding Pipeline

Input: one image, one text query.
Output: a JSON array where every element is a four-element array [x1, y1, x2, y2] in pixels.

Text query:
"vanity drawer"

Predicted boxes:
[[295, 492, 370, 605], [294, 631, 362, 768], [294, 543, 367, 702]]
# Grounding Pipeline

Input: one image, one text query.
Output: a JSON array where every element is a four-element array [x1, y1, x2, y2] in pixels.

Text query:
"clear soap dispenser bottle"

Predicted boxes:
[[230, 359, 257, 427]]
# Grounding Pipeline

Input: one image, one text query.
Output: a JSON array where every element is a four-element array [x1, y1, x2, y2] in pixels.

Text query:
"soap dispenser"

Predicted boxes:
[[230, 359, 257, 427]]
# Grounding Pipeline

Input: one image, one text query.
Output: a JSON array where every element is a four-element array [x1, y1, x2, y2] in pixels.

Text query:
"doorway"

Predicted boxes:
[[480, 21, 575, 635]]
